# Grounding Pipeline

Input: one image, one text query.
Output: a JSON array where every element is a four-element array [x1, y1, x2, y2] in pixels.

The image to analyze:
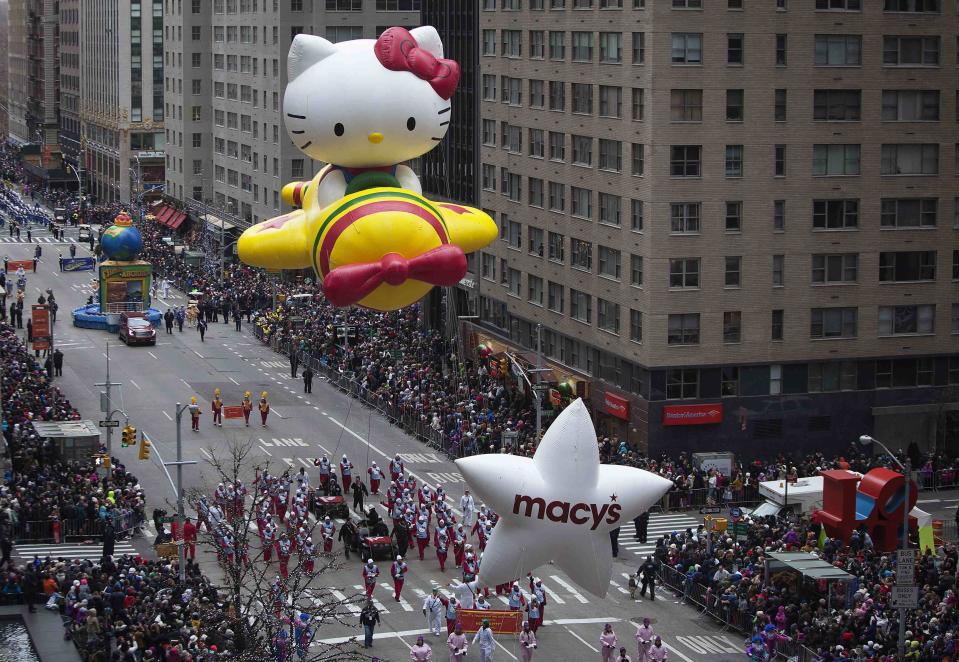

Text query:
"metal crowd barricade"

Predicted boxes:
[[9, 512, 145, 544]]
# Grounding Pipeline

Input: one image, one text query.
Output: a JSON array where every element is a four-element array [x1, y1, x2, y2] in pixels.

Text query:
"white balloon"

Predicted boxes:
[[455, 399, 672, 598]]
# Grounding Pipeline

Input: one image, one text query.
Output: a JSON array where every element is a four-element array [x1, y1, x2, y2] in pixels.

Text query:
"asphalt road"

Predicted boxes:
[[6, 220, 744, 661]]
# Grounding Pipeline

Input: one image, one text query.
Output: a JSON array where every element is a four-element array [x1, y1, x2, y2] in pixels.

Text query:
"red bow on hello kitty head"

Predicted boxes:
[[374, 27, 461, 101]]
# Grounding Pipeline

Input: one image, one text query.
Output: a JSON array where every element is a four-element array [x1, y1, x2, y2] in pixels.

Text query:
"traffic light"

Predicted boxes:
[[102, 456, 112, 470], [121, 425, 136, 447], [138, 434, 151, 461]]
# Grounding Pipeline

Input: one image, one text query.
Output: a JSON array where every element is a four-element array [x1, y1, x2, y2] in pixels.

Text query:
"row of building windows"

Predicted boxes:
[[482, 31, 956, 68], [483, 0, 944, 13], [483, 81, 958, 125]]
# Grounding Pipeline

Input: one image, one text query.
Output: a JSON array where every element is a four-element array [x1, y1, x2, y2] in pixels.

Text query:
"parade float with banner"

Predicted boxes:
[[72, 211, 162, 330]]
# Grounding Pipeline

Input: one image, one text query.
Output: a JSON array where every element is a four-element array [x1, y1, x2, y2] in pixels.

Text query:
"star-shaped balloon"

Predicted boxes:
[[455, 399, 672, 598]]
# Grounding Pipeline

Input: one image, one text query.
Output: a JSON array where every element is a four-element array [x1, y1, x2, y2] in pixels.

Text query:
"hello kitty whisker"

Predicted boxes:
[[431, 137, 443, 141], [287, 113, 306, 119], [439, 121, 449, 126], [437, 107, 451, 115], [291, 130, 305, 134], [300, 141, 313, 150]]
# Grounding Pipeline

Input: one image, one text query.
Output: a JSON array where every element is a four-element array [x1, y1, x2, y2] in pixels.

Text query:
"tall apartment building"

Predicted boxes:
[[474, 0, 959, 456], [0, 0, 10, 140], [58, 0, 82, 176], [163, 0, 419, 228], [81, 0, 165, 204]]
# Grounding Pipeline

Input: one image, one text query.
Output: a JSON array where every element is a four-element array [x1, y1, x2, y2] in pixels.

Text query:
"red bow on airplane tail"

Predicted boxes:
[[374, 27, 461, 100], [322, 244, 467, 307]]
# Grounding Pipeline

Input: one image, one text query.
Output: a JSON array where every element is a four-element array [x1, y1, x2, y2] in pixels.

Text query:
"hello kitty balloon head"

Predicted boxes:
[[284, 27, 460, 169]]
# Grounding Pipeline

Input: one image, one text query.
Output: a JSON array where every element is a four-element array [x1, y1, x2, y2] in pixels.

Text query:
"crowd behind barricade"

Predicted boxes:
[[652, 506, 958, 661]]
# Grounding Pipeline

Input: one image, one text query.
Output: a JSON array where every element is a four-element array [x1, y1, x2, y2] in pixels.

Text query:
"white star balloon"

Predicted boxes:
[[455, 398, 673, 598]]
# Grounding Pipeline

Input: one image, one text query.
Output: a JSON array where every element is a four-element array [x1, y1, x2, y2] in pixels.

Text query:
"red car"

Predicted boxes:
[[118, 313, 156, 346]]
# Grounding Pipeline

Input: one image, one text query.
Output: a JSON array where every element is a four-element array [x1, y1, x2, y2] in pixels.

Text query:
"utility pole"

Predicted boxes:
[[95, 342, 122, 455], [166, 403, 197, 583]]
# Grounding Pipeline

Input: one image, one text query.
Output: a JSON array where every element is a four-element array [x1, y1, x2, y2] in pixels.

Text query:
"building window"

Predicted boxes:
[[528, 275, 544, 305], [481, 164, 496, 191], [548, 81, 566, 111], [774, 200, 786, 231], [776, 34, 787, 65], [772, 254, 785, 286], [882, 90, 940, 121], [670, 89, 702, 122], [571, 135, 592, 165], [725, 256, 742, 287], [598, 193, 621, 225], [812, 144, 860, 176], [598, 299, 620, 333], [771, 310, 784, 340], [670, 203, 701, 234], [632, 32, 645, 63], [571, 238, 593, 271], [548, 232, 565, 262], [883, 35, 940, 66], [952, 304, 959, 334], [506, 267, 522, 296], [630, 255, 643, 287], [953, 249, 959, 280], [878, 251, 937, 282], [816, 0, 861, 8], [727, 33, 743, 64], [599, 32, 622, 63], [813, 199, 859, 230], [671, 33, 702, 64], [570, 289, 592, 323], [572, 31, 594, 61], [725, 145, 744, 177], [814, 34, 862, 66], [883, 0, 941, 11], [881, 144, 939, 175], [723, 312, 742, 343], [631, 144, 645, 176], [548, 182, 565, 211], [666, 368, 699, 399], [572, 83, 593, 114], [808, 362, 857, 393], [720, 367, 740, 396], [528, 177, 545, 207], [878, 304, 936, 335], [774, 89, 787, 121], [529, 80, 545, 108], [725, 89, 744, 121], [629, 310, 643, 343], [502, 30, 522, 58], [810, 307, 858, 339], [549, 31, 565, 60], [725, 201, 742, 232], [812, 253, 859, 284], [670, 145, 701, 177], [482, 119, 496, 146], [548, 282, 564, 312], [630, 200, 644, 232], [667, 315, 701, 346], [482, 29, 496, 55], [774, 145, 787, 176], [598, 140, 622, 172], [598, 246, 621, 279], [481, 253, 496, 281], [670, 258, 701, 288], [813, 89, 861, 121], [529, 30, 545, 58], [571, 187, 592, 219], [631, 88, 645, 120], [599, 86, 622, 117]]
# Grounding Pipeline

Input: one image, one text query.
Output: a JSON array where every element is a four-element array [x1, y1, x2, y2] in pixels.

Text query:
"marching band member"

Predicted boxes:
[[362, 558, 380, 598], [435, 526, 450, 573], [320, 516, 336, 554], [241, 391, 253, 427], [462, 551, 478, 584], [390, 555, 408, 602], [261, 518, 276, 562], [301, 537, 317, 574], [508, 582, 526, 611], [258, 391, 270, 427], [189, 396, 201, 431], [389, 454, 404, 481], [443, 594, 458, 634], [528, 575, 547, 628], [277, 533, 293, 579], [367, 461, 383, 494], [452, 524, 466, 567], [415, 516, 431, 560], [313, 455, 331, 493], [339, 454, 354, 493], [211, 388, 223, 427]]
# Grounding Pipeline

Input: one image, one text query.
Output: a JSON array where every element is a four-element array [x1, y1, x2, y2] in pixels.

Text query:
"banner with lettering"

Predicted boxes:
[[31, 305, 51, 351], [61, 257, 96, 272], [456, 609, 522, 634]]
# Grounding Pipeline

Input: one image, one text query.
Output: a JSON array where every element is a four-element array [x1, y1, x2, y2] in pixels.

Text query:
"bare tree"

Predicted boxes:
[[185, 439, 365, 661]]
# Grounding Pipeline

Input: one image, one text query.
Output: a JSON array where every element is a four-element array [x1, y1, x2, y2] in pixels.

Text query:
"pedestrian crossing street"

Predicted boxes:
[[618, 512, 701, 558], [14, 541, 139, 560]]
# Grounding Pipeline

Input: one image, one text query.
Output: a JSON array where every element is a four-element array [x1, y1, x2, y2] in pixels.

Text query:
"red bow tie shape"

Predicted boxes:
[[374, 27, 461, 101], [322, 244, 467, 307]]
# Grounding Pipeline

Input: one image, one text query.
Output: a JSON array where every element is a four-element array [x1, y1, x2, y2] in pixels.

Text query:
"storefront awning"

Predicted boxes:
[[201, 213, 238, 231], [766, 552, 854, 581], [167, 211, 187, 230]]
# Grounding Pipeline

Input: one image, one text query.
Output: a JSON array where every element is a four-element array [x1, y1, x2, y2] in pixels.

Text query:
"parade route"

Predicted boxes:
[[5, 229, 747, 660]]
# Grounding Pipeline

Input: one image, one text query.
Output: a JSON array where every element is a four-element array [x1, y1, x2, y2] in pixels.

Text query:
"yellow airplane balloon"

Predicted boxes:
[[237, 171, 496, 312]]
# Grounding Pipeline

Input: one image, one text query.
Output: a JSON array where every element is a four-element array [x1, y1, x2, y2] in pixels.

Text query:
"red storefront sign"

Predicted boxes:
[[663, 403, 724, 426], [456, 609, 522, 634], [603, 392, 630, 421], [223, 406, 245, 419]]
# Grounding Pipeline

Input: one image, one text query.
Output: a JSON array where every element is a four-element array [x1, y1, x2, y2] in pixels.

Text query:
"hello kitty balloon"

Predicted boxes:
[[237, 27, 497, 312]]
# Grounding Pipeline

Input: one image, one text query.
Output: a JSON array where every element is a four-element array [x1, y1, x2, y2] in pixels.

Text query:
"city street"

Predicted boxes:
[[4, 225, 748, 661]]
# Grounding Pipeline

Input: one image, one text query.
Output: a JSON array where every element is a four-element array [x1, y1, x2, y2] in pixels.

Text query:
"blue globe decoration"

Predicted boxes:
[[100, 212, 143, 261]]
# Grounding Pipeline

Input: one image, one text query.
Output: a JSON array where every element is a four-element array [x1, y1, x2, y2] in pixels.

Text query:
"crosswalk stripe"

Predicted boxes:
[[14, 543, 138, 559], [549, 575, 588, 604], [378, 582, 414, 611], [329, 588, 361, 614], [352, 585, 389, 613]]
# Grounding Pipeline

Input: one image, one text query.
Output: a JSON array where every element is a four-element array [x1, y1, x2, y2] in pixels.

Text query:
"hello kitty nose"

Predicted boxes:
[[367, 132, 384, 144]]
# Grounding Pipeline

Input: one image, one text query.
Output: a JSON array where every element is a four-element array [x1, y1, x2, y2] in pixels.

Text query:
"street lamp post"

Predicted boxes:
[[859, 434, 912, 660]]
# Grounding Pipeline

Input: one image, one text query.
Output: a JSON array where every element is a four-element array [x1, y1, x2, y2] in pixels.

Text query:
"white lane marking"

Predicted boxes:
[[180, 378, 191, 387], [259, 446, 272, 457], [609, 580, 629, 595], [664, 642, 697, 662], [297, 458, 312, 468], [549, 575, 589, 604], [271, 407, 283, 418], [494, 638, 518, 660], [229, 377, 239, 385], [377, 583, 414, 612], [193, 350, 204, 358], [162, 411, 173, 421], [148, 351, 159, 360], [129, 379, 141, 390], [540, 583, 566, 605], [200, 448, 213, 461], [328, 589, 361, 614], [565, 627, 599, 653]]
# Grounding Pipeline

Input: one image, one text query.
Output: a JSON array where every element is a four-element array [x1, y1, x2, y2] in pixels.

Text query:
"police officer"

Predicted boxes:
[[639, 555, 657, 601]]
